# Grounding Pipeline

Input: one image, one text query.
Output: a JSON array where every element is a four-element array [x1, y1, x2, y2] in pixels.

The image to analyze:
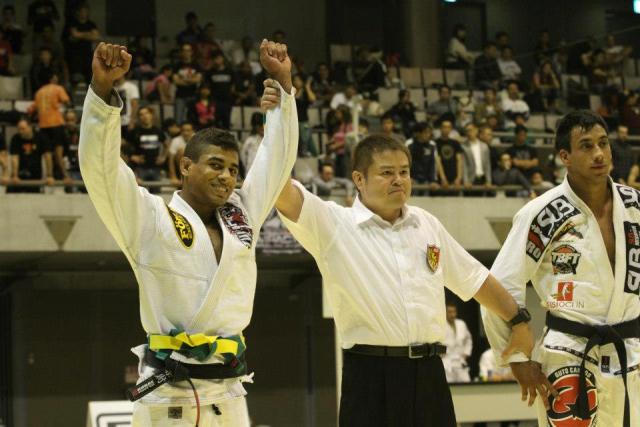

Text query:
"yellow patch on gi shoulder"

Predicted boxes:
[[165, 205, 194, 248]]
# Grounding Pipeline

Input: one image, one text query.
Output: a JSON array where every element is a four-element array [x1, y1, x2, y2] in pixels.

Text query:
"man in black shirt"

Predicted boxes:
[[62, 3, 99, 83], [408, 122, 439, 193], [28, 0, 59, 34], [172, 43, 202, 123], [8, 118, 53, 193], [611, 124, 635, 185], [208, 51, 234, 129], [128, 107, 166, 193], [474, 42, 501, 90], [60, 109, 83, 192], [506, 125, 539, 178], [435, 119, 464, 192]]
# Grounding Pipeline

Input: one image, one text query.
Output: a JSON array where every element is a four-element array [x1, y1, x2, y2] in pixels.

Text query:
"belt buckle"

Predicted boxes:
[[408, 345, 424, 359]]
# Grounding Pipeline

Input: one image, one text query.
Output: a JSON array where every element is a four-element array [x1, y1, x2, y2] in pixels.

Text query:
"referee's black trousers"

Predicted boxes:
[[339, 351, 456, 427]]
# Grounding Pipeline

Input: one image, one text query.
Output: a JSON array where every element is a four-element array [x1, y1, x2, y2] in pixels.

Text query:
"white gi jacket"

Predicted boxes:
[[79, 85, 298, 405], [482, 177, 640, 374], [442, 318, 472, 372]]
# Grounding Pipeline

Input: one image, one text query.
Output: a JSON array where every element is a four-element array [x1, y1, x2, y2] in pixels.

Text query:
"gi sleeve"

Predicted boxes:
[[237, 82, 298, 229], [79, 87, 158, 262], [278, 179, 336, 257], [437, 217, 490, 301], [481, 208, 540, 366]]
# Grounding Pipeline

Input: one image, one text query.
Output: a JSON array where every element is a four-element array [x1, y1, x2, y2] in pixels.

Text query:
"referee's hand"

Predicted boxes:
[[509, 361, 558, 410]]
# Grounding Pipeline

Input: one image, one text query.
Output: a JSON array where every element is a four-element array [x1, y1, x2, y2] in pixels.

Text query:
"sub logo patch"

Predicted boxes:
[[526, 196, 580, 261]]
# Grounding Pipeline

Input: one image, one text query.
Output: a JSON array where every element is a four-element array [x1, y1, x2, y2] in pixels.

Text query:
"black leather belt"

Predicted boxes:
[[345, 343, 447, 359], [546, 313, 640, 427]]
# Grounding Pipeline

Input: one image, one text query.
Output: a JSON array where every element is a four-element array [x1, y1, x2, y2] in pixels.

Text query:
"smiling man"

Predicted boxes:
[[262, 93, 537, 427], [483, 110, 640, 427], [80, 41, 297, 426]]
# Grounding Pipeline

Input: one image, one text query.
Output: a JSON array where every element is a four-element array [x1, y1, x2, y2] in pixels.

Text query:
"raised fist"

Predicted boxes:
[[259, 39, 292, 93], [91, 42, 132, 99]]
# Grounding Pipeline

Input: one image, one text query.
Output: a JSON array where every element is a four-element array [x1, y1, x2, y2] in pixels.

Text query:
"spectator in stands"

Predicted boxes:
[[611, 124, 635, 185], [387, 89, 417, 138], [352, 46, 387, 93], [7, 118, 53, 193], [627, 160, 640, 190], [28, 0, 59, 46], [168, 122, 195, 185], [442, 301, 472, 383], [495, 31, 510, 50], [461, 123, 492, 189], [478, 124, 500, 171], [621, 91, 640, 134], [474, 42, 501, 89], [128, 38, 156, 80], [60, 109, 82, 191], [506, 125, 538, 178], [232, 36, 260, 71], [28, 70, 70, 179], [427, 85, 458, 124], [605, 34, 633, 76], [176, 11, 201, 47], [309, 62, 335, 107], [241, 112, 264, 175], [172, 43, 202, 124], [30, 47, 64, 92], [145, 64, 174, 104], [330, 83, 360, 112], [474, 87, 504, 127], [114, 75, 140, 139], [447, 24, 474, 68], [272, 29, 286, 44], [196, 22, 223, 72], [497, 46, 522, 84], [0, 28, 14, 76], [408, 122, 439, 189], [534, 30, 555, 65], [325, 105, 352, 177], [435, 119, 464, 189], [587, 49, 613, 94], [128, 107, 167, 191], [162, 118, 181, 143], [2, 6, 23, 54], [502, 81, 530, 127], [293, 74, 317, 157], [32, 23, 64, 64], [188, 84, 216, 129], [62, 3, 99, 84], [547, 152, 567, 185], [380, 114, 405, 143], [311, 163, 354, 206], [493, 152, 533, 197], [530, 169, 554, 192], [233, 61, 258, 107], [207, 51, 234, 129], [531, 60, 561, 113]]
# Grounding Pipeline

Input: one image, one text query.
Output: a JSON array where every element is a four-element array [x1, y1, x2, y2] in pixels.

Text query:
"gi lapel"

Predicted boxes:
[[608, 184, 631, 323]]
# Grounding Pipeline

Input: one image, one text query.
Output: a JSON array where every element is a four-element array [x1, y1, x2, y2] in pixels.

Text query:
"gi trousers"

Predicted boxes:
[[339, 351, 456, 427], [132, 396, 250, 427]]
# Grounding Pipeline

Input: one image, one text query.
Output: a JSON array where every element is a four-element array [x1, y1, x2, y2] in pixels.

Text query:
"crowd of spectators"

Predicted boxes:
[[2, 5, 640, 200]]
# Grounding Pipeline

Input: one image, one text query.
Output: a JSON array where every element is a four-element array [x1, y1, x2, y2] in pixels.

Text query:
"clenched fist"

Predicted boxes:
[[259, 39, 292, 94], [91, 42, 132, 101]]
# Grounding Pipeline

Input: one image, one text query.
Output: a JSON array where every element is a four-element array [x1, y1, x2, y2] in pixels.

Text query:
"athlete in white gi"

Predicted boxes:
[[442, 302, 473, 382], [482, 110, 640, 427], [80, 42, 297, 426]]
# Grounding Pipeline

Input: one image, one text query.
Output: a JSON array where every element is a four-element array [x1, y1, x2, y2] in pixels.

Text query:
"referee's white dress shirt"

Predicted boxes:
[[280, 180, 490, 349]]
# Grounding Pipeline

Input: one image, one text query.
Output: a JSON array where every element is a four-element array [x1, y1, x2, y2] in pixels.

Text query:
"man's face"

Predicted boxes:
[[484, 89, 495, 103], [416, 128, 431, 142], [486, 46, 498, 58], [440, 87, 450, 101], [507, 84, 519, 99], [167, 123, 180, 138], [618, 126, 629, 142], [501, 48, 512, 60], [182, 145, 239, 207], [213, 54, 225, 68], [181, 44, 193, 62], [318, 65, 329, 79], [181, 124, 195, 141], [561, 124, 611, 184], [515, 130, 527, 145], [17, 120, 33, 139], [465, 124, 478, 140], [479, 128, 493, 144], [320, 165, 334, 182], [65, 111, 78, 128], [76, 6, 89, 22], [500, 154, 512, 170], [345, 85, 356, 98], [138, 108, 153, 127], [531, 172, 543, 186], [382, 118, 395, 134], [440, 121, 452, 138], [354, 150, 411, 216], [446, 305, 457, 323], [39, 49, 52, 64]]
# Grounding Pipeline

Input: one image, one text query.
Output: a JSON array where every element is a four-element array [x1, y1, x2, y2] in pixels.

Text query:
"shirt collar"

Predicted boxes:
[[560, 175, 615, 211], [170, 191, 201, 220], [352, 196, 415, 227]]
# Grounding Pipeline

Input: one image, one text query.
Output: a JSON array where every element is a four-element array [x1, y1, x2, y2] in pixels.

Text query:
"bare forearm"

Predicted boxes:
[[474, 274, 519, 322]]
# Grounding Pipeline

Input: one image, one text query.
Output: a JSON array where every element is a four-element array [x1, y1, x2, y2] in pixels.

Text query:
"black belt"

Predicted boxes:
[[125, 349, 247, 402], [345, 343, 447, 359], [546, 313, 640, 427]]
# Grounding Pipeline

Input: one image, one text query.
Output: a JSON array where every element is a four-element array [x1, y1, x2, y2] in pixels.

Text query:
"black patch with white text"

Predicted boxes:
[[624, 221, 640, 295], [527, 196, 580, 261], [219, 203, 253, 248], [617, 185, 640, 211]]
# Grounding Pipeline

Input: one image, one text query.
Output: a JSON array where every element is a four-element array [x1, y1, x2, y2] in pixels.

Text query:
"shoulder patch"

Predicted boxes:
[[166, 205, 194, 248], [617, 185, 640, 211], [526, 195, 580, 261], [219, 203, 253, 248]]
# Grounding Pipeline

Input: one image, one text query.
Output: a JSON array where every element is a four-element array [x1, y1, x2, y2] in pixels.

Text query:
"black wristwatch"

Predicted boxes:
[[508, 307, 531, 327]]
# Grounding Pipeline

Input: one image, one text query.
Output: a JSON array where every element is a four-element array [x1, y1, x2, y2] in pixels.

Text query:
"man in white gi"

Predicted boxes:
[[261, 90, 538, 427], [483, 110, 640, 427], [442, 301, 473, 382], [80, 41, 297, 426]]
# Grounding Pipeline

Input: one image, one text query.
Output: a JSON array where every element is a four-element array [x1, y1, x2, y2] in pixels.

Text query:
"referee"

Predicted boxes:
[[262, 87, 537, 427]]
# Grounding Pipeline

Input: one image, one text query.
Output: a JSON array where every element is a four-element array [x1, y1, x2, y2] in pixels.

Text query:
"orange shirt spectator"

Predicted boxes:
[[29, 73, 70, 128]]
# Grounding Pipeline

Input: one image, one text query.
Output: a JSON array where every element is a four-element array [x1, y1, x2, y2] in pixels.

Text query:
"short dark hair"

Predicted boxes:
[[484, 41, 497, 49], [554, 110, 608, 153], [412, 122, 431, 134], [184, 128, 240, 161], [398, 89, 408, 100], [514, 124, 528, 135], [352, 134, 411, 175], [381, 113, 395, 122], [162, 118, 178, 130], [359, 118, 370, 129]]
